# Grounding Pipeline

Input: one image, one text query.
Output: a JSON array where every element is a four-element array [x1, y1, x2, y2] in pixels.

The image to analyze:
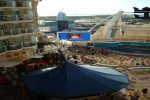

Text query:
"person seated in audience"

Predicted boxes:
[[142, 88, 148, 96], [27, 66, 34, 73], [34, 65, 40, 70]]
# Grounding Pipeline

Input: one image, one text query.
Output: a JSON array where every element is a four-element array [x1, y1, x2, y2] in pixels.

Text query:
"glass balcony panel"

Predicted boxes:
[[23, 42, 37, 47], [16, 2, 23, 7], [26, 1, 32, 8], [15, 1, 32, 8], [12, 29, 21, 35], [18, 15, 27, 20], [11, 15, 18, 21], [7, 43, 23, 51], [0, 30, 4, 37], [23, 42, 30, 47], [4, 30, 12, 36], [20, 28, 28, 34], [0, 1, 8, 7], [8, 0, 16, 7], [0, 15, 18, 21], [0, 46, 7, 53], [28, 27, 34, 33], [0, 15, 10, 21], [27, 14, 33, 20], [29, 42, 37, 46], [0, 14, 33, 22]]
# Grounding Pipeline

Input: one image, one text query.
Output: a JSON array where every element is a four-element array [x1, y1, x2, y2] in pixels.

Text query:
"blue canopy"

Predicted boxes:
[[24, 61, 129, 99]]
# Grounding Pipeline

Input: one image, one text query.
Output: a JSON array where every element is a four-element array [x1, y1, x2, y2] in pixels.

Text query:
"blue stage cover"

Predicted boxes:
[[24, 61, 129, 99]]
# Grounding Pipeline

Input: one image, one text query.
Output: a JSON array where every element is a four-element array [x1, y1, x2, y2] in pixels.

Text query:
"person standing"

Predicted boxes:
[[142, 88, 148, 96], [134, 90, 140, 99], [128, 90, 133, 97], [110, 92, 115, 100]]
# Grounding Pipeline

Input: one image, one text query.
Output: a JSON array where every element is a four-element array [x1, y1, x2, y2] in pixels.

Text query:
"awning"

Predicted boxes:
[[24, 62, 129, 99], [0, 56, 32, 68]]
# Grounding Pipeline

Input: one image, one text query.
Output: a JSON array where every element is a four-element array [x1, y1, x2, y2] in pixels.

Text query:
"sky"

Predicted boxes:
[[37, 0, 150, 16]]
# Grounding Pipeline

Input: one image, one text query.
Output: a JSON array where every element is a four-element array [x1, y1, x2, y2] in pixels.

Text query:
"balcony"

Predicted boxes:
[[0, 14, 32, 22], [20, 27, 34, 34], [18, 15, 27, 20], [0, 1, 31, 8], [0, 30, 4, 37], [0, 46, 7, 54], [7, 43, 23, 51], [16, 1, 32, 8], [3, 28, 21, 36], [23, 42, 37, 47], [16, 2, 24, 7], [0, 1, 8, 7], [0, 0, 16, 7], [3, 30, 12, 36], [27, 14, 33, 20], [28, 27, 34, 33], [2, 27, 34, 36], [0, 15, 18, 22], [20, 28, 28, 34], [12, 29, 21, 35]]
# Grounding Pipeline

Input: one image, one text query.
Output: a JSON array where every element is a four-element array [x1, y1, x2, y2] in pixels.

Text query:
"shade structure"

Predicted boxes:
[[24, 61, 129, 99]]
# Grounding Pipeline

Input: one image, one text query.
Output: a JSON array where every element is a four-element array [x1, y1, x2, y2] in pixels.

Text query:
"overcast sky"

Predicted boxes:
[[37, 0, 150, 16]]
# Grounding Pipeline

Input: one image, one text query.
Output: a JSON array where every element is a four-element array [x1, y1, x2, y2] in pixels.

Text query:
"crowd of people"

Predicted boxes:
[[0, 50, 66, 86], [42, 51, 63, 66], [67, 45, 150, 67]]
